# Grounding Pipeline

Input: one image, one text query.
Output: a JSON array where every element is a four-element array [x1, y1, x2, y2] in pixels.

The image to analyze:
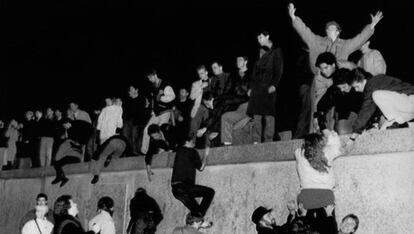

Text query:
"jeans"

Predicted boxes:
[[172, 182, 215, 216]]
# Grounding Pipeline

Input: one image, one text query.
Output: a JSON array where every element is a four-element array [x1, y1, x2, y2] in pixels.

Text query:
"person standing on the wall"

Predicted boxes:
[[247, 30, 284, 143]]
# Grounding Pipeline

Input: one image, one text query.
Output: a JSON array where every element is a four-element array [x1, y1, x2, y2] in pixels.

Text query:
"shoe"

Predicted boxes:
[[59, 177, 69, 187], [200, 220, 213, 229], [91, 175, 99, 184], [51, 177, 62, 185], [387, 122, 409, 129]]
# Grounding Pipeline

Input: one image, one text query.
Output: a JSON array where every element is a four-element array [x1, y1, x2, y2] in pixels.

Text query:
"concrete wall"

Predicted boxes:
[[1, 128, 414, 234]]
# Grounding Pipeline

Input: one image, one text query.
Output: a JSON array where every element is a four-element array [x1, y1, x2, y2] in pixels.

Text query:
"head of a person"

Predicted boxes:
[[251, 206, 276, 228], [128, 85, 139, 98], [34, 110, 43, 120], [332, 68, 353, 93], [54, 195, 79, 217], [236, 56, 248, 70], [302, 133, 330, 173], [202, 92, 214, 109], [257, 30, 272, 47], [350, 68, 372, 92], [325, 21, 341, 41], [179, 88, 189, 100], [105, 98, 113, 106], [360, 41, 371, 54], [211, 61, 224, 76], [148, 124, 162, 140], [184, 135, 195, 148], [45, 107, 54, 119], [114, 98, 122, 106], [97, 196, 114, 216], [134, 187, 147, 197], [36, 193, 48, 206], [185, 212, 204, 229], [69, 102, 79, 112], [54, 109, 62, 119], [339, 214, 359, 234], [315, 52, 337, 78], [25, 110, 34, 121], [146, 69, 159, 84], [289, 217, 311, 234], [196, 65, 209, 81], [35, 205, 49, 219]]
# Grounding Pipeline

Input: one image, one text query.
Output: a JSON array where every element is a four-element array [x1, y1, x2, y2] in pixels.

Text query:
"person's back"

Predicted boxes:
[[171, 146, 201, 185]]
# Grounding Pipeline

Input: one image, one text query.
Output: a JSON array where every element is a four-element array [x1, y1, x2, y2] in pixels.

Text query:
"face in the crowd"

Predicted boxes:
[[35, 110, 43, 120], [236, 57, 247, 70], [197, 68, 209, 81], [46, 108, 54, 118], [36, 197, 47, 206], [147, 74, 157, 83], [260, 212, 276, 227], [69, 103, 78, 112], [326, 25, 340, 41], [340, 217, 357, 234], [352, 81, 365, 92], [55, 110, 62, 119], [203, 99, 214, 109], [68, 199, 79, 217], [128, 86, 138, 98], [105, 98, 113, 106], [150, 132, 162, 140], [319, 63, 336, 78], [336, 83, 352, 93], [257, 33, 269, 47], [180, 89, 189, 100], [115, 98, 122, 106], [211, 63, 223, 76], [25, 111, 34, 121]]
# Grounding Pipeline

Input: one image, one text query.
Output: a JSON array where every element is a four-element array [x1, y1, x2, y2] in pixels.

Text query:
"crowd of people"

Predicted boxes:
[[4, 2, 414, 233]]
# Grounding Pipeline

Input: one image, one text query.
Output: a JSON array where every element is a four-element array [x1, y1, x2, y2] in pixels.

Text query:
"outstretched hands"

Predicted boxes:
[[288, 3, 296, 20], [370, 11, 384, 29]]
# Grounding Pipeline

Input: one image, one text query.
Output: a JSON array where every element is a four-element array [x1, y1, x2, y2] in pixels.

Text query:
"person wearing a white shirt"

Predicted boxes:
[[88, 196, 116, 234], [22, 205, 54, 234]]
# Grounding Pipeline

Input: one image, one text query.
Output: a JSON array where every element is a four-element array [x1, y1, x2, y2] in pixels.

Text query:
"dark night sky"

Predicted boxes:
[[1, 0, 413, 131]]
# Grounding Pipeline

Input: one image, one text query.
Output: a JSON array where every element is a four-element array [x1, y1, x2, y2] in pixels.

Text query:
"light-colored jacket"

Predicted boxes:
[[97, 105, 123, 143], [359, 49, 387, 76], [21, 218, 54, 234], [88, 210, 115, 234], [292, 16, 374, 74]]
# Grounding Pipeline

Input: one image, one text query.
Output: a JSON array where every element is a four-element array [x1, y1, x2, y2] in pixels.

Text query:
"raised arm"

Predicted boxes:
[[345, 11, 383, 54], [288, 3, 322, 47]]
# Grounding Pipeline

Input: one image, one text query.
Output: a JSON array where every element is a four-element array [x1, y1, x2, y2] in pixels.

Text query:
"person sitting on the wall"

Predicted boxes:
[[90, 134, 130, 184], [51, 120, 93, 187], [126, 188, 163, 234]]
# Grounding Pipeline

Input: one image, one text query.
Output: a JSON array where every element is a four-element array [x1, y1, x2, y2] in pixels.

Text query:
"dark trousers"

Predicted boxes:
[[123, 120, 143, 155], [53, 156, 80, 178], [294, 84, 312, 139], [172, 182, 215, 216]]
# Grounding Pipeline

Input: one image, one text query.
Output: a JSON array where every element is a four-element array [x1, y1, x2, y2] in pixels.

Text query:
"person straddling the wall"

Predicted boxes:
[[90, 134, 130, 184], [171, 136, 214, 228], [126, 188, 163, 234], [295, 130, 344, 233], [88, 196, 116, 234], [145, 124, 171, 182]]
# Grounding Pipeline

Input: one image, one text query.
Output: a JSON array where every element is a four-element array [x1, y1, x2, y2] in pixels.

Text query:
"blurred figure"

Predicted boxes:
[[21, 204, 54, 234], [19, 193, 54, 232], [172, 213, 212, 234], [127, 188, 163, 234], [358, 41, 386, 76], [97, 97, 123, 144]]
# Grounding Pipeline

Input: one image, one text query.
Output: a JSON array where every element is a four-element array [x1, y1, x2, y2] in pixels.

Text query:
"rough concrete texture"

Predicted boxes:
[[1, 128, 414, 234]]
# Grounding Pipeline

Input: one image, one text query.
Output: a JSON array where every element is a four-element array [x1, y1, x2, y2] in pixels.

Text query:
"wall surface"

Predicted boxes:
[[1, 128, 414, 234]]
